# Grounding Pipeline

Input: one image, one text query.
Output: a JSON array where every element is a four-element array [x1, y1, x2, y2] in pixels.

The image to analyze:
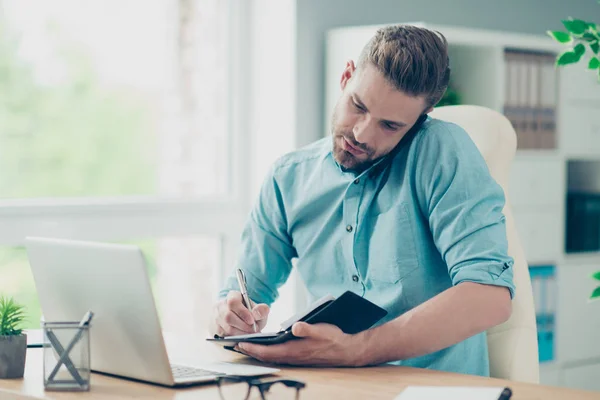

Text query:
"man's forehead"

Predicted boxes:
[[350, 69, 426, 121]]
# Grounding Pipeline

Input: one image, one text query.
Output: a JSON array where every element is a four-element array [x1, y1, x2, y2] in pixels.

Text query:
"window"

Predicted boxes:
[[1, 0, 230, 199]]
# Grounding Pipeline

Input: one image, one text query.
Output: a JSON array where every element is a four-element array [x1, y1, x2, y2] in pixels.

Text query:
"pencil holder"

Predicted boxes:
[[42, 321, 91, 391]]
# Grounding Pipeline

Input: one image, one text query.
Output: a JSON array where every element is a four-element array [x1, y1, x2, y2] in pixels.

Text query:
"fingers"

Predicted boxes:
[[216, 321, 252, 337], [214, 292, 255, 336], [291, 322, 316, 338], [226, 291, 256, 326], [251, 303, 270, 322], [237, 342, 283, 364], [218, 308, 254, 334], [291, 322, 338, 338], [214, 292, 272, 336]]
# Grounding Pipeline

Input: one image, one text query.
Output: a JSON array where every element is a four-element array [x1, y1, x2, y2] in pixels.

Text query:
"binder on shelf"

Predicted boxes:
[[517, 54, 534, 148], [503, 49, 557, 150], [540, 55, 557, 149], [503, 52, 519, 138], [529, 265, 556, 363], [504, 52, 521, 147], [527, 54, 542, 149]]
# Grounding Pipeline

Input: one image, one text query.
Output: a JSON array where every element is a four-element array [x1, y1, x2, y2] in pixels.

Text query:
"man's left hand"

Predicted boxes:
[[236, 322, 365, 367]]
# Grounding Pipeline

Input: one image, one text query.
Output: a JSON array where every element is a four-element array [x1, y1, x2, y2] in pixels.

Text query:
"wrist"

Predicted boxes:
[[348, 329, 374, 367]]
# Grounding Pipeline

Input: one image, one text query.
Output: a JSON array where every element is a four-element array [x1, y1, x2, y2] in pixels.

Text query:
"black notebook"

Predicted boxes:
[[207, 291, 387, 346]]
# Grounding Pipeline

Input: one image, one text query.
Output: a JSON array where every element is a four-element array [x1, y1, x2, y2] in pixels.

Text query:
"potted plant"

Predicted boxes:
[[547, 16, 599, 79], [0, 296, 27, 379]]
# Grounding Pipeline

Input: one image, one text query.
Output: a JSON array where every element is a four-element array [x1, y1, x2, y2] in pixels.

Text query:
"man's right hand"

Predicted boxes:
[[212, 291, 270, 337]]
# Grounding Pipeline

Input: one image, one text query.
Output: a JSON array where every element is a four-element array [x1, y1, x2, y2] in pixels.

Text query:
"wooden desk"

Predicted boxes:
[[1, 344, 599, 400]]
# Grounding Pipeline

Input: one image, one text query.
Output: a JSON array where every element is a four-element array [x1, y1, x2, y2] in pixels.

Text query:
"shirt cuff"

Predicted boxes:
[[452, 261, 516, 299]]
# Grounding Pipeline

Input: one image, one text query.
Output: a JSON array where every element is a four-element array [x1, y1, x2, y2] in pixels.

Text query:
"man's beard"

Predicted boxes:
[[331, 129, 376, 173]]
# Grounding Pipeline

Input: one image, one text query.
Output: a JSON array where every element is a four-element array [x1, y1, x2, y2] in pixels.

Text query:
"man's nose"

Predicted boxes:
[[353, 116, 376, 146]]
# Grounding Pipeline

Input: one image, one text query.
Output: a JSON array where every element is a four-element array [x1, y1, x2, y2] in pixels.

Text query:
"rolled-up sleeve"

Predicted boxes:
[[218, 165, 297, 305], [414, 123, 515, 298]]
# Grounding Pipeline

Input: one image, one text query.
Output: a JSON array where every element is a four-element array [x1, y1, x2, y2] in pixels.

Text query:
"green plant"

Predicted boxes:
[[547, 11, 600, 80], [0, 296, 26, 336], [592, 271, 600, 301], [436, 81, 461, 107]]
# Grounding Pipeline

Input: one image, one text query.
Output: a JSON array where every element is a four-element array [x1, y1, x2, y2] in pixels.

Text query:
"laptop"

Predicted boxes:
[[25, 236, 279, 387]]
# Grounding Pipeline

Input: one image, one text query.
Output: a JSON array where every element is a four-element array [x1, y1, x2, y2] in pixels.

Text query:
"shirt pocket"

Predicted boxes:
[[367, 203, 420, 284]]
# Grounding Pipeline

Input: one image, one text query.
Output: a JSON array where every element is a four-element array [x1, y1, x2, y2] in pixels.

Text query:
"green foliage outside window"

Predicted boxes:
[[0, 22, 156, 198]]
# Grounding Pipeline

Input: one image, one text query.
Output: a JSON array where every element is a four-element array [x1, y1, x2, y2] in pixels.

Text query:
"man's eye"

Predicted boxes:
[[383, 122, 398, 131], [352, 100, 365, 112]]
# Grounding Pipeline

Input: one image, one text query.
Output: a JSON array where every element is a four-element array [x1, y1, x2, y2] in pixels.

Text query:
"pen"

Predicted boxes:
[[236, 269, 257, 332], [498, 387, 512, 400]]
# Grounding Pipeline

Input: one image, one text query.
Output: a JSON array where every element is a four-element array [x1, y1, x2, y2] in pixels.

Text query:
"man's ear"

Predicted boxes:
[[340, 60, 356, 91], [424, 106, 434, 114]]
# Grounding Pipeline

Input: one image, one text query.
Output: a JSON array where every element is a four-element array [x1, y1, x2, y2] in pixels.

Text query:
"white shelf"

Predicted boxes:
[[539, 362, 561, 387], [515, 150, 561, 159], [562, 251, 600, 265], [327, 22, 563, 52]]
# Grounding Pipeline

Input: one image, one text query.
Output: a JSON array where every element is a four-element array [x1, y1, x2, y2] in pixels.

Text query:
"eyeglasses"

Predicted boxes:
[[216, 375, 306, 400]]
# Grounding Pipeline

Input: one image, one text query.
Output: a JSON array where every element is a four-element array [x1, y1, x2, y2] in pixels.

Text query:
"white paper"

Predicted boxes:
[[223, 331, 279, 340], [222, 293, 336, 340], [395, 386, 507, 400]]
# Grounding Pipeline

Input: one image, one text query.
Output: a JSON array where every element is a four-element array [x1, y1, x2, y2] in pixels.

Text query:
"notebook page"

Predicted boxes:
[[395, 386, 508, 400], [223, 332, 279, 340]]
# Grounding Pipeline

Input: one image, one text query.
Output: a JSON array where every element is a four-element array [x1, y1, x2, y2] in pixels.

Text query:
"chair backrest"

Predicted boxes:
[[429, 105, 540, 383]]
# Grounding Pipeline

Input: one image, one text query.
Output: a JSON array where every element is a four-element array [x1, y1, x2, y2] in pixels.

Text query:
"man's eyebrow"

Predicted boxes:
[[353, 94, 407, 128], [352, 94, 369, 111], [381, 118, 407, 128]]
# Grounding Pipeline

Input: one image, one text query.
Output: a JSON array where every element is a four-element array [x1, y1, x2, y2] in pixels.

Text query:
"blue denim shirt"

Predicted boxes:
[[220, 116, 515, 376]]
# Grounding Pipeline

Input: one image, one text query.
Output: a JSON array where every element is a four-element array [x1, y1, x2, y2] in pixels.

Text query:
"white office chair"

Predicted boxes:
[[429, 105, 540, 383]]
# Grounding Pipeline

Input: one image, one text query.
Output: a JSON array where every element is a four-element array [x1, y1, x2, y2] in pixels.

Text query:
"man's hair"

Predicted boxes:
[[357, 25, 450, 110]]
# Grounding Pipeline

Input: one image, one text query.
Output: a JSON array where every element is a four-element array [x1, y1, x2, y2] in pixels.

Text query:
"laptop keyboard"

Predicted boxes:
[[171, 364, 222, 379]]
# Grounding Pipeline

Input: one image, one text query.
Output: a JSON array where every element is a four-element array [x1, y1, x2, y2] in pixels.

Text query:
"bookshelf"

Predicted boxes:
[[325, 22, 600, 391]]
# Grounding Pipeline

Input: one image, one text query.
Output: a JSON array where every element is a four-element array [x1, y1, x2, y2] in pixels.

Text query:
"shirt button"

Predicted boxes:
[[353, 178, 360, 184], [346, 225, 353, 232], [352, 275, 359, 282]]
